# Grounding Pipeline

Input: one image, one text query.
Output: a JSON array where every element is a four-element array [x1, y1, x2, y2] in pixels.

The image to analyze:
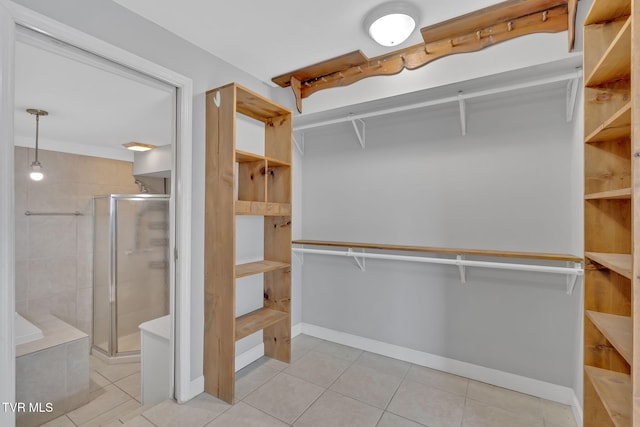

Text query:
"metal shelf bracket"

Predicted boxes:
[[458, 93, 467, 136], [457, 255, 467, 283], [566, 76, 580, 123], [566, 262, 581, 295], [351, 119, 366, 150], [293, 131, 305, 156], [348, 248, 366, 271]]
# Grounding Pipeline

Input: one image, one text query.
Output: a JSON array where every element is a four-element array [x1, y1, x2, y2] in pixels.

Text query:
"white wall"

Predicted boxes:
[[299, 85, 582, 389]]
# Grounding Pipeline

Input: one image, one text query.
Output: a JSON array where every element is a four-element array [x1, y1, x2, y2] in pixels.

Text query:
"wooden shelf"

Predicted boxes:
[[235, 150, 291, 167], [586, 311, 632, 364], [236, 260, 290, 278], [585, 0, 631, 26], [585, 17, 631, 87], [236, 150, 265, 163], [585, 102, 631, 144], [235, 201, 292, 216], [585, 188, 632, 200], [293, 240, 583, 262], [584, 366, 632, 427], [235, 308, 288, 341], [585, 252, 632, 279]]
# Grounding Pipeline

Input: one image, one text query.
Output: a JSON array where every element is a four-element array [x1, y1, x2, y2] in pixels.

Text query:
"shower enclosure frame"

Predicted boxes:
[[92, 193, 170, 360]]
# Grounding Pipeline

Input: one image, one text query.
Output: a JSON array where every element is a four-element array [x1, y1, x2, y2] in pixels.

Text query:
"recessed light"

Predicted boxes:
[[364, 2, 420, 47], [123, 142, 156, 152]]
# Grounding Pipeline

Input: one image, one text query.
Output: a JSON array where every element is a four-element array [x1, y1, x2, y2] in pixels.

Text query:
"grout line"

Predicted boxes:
[[383, 361, 412, 412]]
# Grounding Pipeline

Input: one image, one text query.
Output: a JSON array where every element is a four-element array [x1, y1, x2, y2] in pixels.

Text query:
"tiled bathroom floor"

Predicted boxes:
[[41, 335, 578, 427]]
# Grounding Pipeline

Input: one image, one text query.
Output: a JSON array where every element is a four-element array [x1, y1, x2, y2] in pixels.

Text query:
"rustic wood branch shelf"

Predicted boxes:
[[273, 0, 579, 112]]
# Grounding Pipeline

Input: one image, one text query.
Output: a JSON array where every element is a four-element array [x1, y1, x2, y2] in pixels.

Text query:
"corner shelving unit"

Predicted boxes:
[[204, 83, 292, 403], [582, 0, 636, 425]]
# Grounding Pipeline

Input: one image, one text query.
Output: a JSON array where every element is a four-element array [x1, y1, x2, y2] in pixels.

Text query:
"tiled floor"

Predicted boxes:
[[41, 354, 144, 427], [39, 335, 578, 427]]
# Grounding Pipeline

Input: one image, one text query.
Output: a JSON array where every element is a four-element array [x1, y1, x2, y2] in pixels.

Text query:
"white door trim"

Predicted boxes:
[[0, 2, 17, 427], [0, 1, 194, 417]]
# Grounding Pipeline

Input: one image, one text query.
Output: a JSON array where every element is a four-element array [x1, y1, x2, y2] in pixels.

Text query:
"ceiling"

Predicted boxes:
[[14, 31, 174, 161], [111, 0, 509, 86]]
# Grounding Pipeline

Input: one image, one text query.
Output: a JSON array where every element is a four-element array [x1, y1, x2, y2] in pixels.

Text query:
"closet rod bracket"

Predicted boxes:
[[457, 255, 467, 283], [566, 76, 580, 123], [293, 131, 305, 156], [348, 248, 366, 271], [293, 245, 305, 265], [351, 119, 366, 150], [566, 262, 581, 295], [458, 93, 467, 136]]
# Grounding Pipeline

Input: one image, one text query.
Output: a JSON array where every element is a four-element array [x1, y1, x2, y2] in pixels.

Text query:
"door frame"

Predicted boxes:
[[0, 2, 194, 424]]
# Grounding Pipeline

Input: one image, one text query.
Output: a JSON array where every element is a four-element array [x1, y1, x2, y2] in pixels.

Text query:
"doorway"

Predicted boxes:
[[0, 3, 194, 426]]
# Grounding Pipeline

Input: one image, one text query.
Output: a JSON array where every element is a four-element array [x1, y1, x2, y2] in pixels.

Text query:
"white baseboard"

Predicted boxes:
[[292, 322, 302, 338], [571, 392, 583, 427], [188, 376, 204, 401], [300, 323, 582, 420], [235, 343, 265, 372]]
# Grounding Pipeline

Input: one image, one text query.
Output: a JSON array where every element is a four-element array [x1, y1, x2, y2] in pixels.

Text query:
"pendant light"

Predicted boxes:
[[27, 108, 48, 181]]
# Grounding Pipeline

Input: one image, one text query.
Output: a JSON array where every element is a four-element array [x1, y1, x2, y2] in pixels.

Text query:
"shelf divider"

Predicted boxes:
[[585, 252, 632, 279], [236, 260, 290, 278], [584, 366, 631, 427], [585, 311, 632, 364], [235, 308, 288, 341]]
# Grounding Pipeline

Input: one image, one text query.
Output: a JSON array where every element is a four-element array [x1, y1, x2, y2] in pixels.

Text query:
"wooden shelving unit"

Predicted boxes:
[[204, 83, 292, 403], [583, 0, 637, 424]]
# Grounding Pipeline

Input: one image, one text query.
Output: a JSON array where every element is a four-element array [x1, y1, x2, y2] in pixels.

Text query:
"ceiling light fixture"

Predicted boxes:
[[123, 142, 156, 152], [27, 108, 48, 182], [364, 1, 419, 47]]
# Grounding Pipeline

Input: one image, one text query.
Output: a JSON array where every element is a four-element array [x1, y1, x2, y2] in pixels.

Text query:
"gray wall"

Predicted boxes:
[[299, 85, 582, 388], [12, 0, 291, 383]]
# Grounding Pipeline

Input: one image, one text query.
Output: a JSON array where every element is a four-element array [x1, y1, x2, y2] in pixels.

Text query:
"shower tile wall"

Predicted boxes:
[[14, 147, 164, 339]]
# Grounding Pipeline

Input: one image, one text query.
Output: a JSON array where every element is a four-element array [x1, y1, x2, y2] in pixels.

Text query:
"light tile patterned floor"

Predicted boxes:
[[40, 335, 578, 427]]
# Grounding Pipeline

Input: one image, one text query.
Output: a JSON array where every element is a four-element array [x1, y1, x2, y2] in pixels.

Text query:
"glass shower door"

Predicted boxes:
[[115, 196, 169, 354], [92, 196, 111, 355]]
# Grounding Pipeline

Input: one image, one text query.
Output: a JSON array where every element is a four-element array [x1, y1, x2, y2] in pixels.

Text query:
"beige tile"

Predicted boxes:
[[96, 362, 141, 383], [90, 370, 111, 393], [28, 216, 77, 261], [261, 356, 290, 371], [284, 350, 352, 388], [376, 412, 425, 427], [40, 414, 76, 427], [314, 340, 362, 362], [291, 335, 324, 362], [122, 416, 156, 427], [143, 393, 229, 427], [466, 381, 542, 421], [67, 384, 131, 425], [76, 399, 140, 427], [330, 364, 403, 409], [15, 260, 29, 302], [115, 372, 142, 401], [66, 339, 90, 411], [541, 399, 577, 427], [235, 359, 280, 401], [118, 404, 155, 423], [387, 380, 465, 427], [294, 390, 382, 427], [406, 365, 468, 396], [244, 373, 324, 424], [354, 352, 410, 379], [462, 399, 544, 427], [28, 256, 77, 299], [206, 401, 288, 427]]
